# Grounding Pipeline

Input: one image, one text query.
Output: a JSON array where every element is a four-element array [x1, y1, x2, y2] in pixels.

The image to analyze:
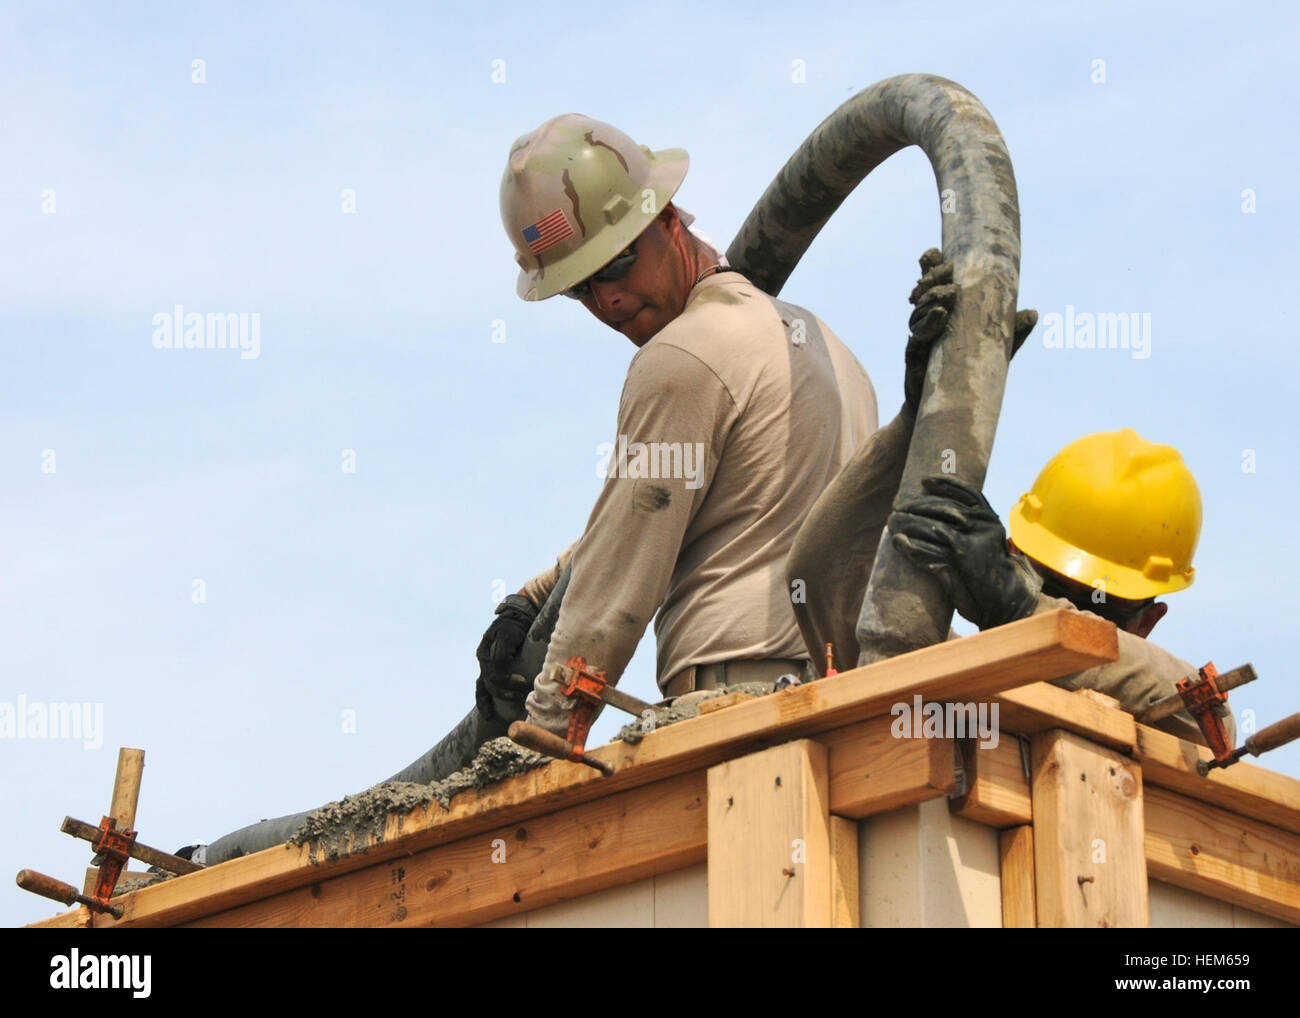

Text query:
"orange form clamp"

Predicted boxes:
[[556, 655, 610, 754], [1176, 663, 1234, 764]]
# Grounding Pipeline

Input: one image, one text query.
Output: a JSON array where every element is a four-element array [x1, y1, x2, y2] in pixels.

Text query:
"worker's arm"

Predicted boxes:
[[525, 342, 736, 734], [886, 479, 1231, 746], [1035, 593, 1232, 747], [518, 540, 578, 609]]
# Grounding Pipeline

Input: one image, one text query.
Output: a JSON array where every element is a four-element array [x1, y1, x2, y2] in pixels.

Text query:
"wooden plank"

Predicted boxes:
[[25, 906, 92, 929], [950, 737, 1032, 828], [821, 715, 954, 819], [707, 740, 832, 927], [109, 748, 145, 830], [999, 825, 1036, 927], [1144, 785, 1300, 925], [183, 771, 707, 928], [59, 610, 1116, 929], [1031, 729, 1148, 927], [1135, 724, 1300, 836], [996, 682, 1135, 750], [830, 816, 859, 928]]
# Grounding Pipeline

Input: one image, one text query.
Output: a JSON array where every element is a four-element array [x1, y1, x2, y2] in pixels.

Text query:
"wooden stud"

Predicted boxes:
[[821, 715, 954, 819], [109, 748, 145, 831], [183, 771, 708, 928], [997, 683, 1135, 751], [707, 740, 832, 927], [1136, 724, 1300, 836], [1030, 728, 1148, 927], [830, 816, 859, 928], [999, 825, 1036, 927], [1144, 785, 1300, 925], [950, 737, 1032, 828], [26, 907, 92, 929]]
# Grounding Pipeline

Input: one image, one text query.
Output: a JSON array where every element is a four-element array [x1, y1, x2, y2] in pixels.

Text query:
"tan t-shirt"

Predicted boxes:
[[524, 270, 878, 713]]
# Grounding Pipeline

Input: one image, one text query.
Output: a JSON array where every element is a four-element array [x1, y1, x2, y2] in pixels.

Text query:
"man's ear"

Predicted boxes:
[[1127, 601, 1168, 639], [658, 202, 682, 233]]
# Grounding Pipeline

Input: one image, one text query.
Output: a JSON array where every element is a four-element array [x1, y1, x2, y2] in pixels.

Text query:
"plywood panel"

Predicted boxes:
[[653, 864, 707, 929], [859, 798, 1001, 927]]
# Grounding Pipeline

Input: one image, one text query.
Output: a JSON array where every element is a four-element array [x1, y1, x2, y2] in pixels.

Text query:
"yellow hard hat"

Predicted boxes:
[[1008, 429, 1201, 599], [500, 114, 689, 301]]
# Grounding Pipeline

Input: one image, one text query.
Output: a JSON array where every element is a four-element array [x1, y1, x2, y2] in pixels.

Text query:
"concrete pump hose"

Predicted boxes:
[[724, 73, 1022, 664]]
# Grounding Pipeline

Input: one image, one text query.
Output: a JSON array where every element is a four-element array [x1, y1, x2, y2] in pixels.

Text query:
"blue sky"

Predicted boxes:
[[3, 1, 1297, 926]]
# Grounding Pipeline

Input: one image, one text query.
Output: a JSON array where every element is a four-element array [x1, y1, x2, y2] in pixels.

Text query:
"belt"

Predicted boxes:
[[663, 658, 815, 698]]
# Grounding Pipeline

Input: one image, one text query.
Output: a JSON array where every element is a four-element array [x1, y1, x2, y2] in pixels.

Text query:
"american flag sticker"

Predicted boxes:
[[522, 208, 574, 255]]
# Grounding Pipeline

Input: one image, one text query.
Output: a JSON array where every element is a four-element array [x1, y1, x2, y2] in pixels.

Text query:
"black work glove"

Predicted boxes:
[[887, 476, 1040, 631], [903, 248, 1039, 421], [474, 593, 539, 720]]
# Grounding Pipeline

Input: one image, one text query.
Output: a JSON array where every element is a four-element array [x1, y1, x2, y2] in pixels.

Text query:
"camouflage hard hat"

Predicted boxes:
[[500, 114, 689, 301]]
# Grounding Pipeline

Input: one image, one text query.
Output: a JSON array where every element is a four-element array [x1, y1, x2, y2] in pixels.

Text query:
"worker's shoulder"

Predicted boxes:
[[649, 272, 829, 361]]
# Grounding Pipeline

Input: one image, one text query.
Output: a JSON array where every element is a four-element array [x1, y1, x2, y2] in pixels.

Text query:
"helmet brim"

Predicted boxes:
[[1009, 504, 1195, 600]]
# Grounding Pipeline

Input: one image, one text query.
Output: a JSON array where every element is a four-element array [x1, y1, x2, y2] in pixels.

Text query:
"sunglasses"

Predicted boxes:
[[562, 240, 639, 301], [1039, 571, 1154, 626]]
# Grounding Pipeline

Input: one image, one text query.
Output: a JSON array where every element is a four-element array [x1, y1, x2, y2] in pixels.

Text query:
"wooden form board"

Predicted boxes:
[[999, 825, 1036, 927], [1030, 728, 1148, 927], [187, 771, 708, 928], [950, 737, 1032, 828], [1144, 785, 1300, 925], [830, 816, 860, 928], [995, 682, 1135, 751], [29, 610, 1115, 929], [127, 691, 968, 927], [707, 741, 833, 927], [1135, 724, 1300, 836], [819, 714, 955, 818]]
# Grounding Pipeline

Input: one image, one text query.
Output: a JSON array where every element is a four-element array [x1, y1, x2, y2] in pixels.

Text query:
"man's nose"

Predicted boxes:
[[588, 278, 624, 312]]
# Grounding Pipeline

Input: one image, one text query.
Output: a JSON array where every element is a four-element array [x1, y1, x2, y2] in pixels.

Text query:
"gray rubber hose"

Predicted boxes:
[[723, 73, 1023, 665]]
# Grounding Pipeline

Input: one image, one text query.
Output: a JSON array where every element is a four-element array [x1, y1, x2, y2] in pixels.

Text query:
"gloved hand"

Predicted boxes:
[[903, 248, 1039, 420], [887, 476, 1041, 631], [474, 593, 539, 720]]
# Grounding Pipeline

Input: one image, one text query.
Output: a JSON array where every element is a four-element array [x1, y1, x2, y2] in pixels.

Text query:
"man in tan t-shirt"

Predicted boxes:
[[487, 113, 877, 735]]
